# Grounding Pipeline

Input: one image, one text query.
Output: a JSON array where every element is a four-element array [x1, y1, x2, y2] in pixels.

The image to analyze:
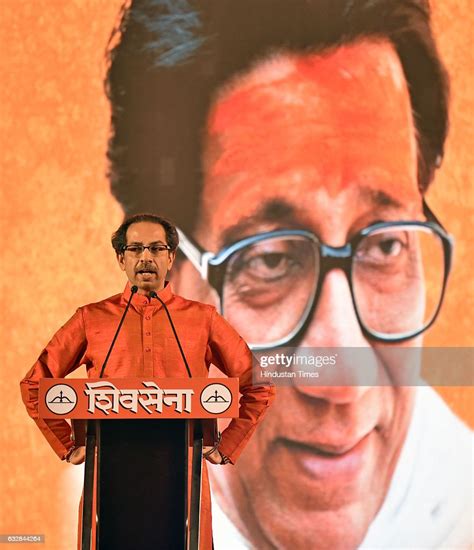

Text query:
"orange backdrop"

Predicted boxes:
[[0, 1, 472, 548]]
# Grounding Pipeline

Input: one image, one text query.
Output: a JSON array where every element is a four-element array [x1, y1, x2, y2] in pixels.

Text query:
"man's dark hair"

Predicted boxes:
[[106, 0, 449, 235], [111, 213, 179, 253]]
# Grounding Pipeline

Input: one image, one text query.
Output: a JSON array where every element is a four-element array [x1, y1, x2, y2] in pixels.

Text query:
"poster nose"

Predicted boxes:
[[293, 270, 376, 402]]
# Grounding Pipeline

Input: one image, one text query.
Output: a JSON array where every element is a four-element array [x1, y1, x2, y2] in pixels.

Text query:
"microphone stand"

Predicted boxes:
[[149, 289, 203, 550], [82, 284, 138, 550], [99, 285, 138, 378], [149, 290, 192, 378]]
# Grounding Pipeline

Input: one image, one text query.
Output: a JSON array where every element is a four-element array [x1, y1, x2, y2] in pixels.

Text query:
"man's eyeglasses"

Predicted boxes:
[[122, 244, 172, 257], [177, 202, 453, 350]]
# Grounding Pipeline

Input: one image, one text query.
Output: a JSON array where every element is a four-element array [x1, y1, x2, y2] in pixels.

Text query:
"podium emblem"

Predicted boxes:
[[200, 383, 232, 414], [45, 384, 78, 415]]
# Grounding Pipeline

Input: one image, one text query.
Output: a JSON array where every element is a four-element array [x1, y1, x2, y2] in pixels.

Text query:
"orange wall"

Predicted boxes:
[[0, 2, 472, 548], [1, 2, 124, 548]]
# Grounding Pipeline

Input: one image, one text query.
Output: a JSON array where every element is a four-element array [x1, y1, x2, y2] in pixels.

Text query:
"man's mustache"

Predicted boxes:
[[135, 263, 157, 274]]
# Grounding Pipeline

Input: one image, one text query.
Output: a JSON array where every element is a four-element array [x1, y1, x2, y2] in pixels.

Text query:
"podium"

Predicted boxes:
[[39, 377, 239, 550]]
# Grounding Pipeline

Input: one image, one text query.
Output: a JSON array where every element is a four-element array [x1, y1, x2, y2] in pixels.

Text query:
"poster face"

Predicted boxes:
[[2, 1, 472, 548]]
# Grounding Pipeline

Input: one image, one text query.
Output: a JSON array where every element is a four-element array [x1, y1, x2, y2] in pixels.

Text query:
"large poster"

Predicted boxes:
[[1, 1, 472, 548]]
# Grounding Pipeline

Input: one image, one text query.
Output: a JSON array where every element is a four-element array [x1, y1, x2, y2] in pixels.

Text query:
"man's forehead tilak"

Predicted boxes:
[[204, 40, 416, 183], [198, 40, 420, 246], [210, 39, 407, 117]]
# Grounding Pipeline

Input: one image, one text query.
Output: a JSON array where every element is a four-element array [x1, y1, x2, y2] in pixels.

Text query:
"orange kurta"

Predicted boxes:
[[20, 281, 275, 549]]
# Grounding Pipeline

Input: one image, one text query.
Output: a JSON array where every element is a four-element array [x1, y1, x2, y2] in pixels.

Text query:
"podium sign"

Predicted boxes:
[[39, 377, 239, 420], [38, 378, 239, 549]]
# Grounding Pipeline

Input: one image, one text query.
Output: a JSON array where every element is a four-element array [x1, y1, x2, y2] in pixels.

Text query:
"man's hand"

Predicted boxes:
[[203, 446, 223, 465], [67, 446, 86, 465]]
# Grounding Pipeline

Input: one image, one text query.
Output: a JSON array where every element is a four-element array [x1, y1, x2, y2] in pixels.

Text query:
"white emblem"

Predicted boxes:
[[45, 384, 77, 415], [200, 383, 232, 414]]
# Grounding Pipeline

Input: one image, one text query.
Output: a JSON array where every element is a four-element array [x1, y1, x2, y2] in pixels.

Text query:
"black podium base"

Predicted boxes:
[[97, 419, 187, 550]]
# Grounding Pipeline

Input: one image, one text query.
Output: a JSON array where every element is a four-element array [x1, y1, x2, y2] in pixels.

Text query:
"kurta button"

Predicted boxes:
[[145, 316, 151, 320], [145, 331, 151, 336], [145, 347, 151, 352]]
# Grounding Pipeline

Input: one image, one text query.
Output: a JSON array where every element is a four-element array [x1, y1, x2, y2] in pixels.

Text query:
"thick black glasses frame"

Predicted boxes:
[[122, 244, 172, 255], [178, 201, 453, 349]]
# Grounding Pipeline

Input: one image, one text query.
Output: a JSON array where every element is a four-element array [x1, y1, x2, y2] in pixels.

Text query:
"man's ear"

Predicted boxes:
[[116, 252, 126, 271]]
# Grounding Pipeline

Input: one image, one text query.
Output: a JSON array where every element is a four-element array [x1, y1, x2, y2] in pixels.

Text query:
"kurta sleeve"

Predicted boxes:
[[206, 308, 275, 464], [20, 308, 88, 460]]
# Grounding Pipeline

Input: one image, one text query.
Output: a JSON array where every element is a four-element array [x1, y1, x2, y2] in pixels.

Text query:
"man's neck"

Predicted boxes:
[[136, 283, 166, 296]]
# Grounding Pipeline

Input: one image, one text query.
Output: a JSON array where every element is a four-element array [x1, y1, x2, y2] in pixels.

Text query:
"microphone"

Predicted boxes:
[[151, 292, 211, 479], [149, 290, 192, 378], [99, 285, 138, 378]]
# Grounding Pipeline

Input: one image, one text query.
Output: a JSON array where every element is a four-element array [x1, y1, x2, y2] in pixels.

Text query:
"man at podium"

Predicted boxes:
[[20, 213, 275, 549]]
